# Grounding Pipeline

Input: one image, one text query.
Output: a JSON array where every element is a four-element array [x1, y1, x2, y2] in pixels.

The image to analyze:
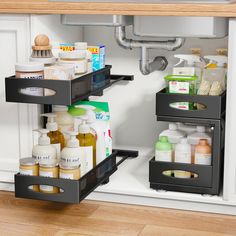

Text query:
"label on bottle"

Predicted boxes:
[[170, 102, 189, 110], [39, 171, 53, 192], [82, 146, 93, 173], [169, 81, 190, 94], [195, 153, 211, 165], [175, 151, 191, 164], [155, 150, 172, 162], [174, 170, 191, 179], [60, 172, 74, 180], [20, 169, 33, 176], [53, 143, 61, 159]]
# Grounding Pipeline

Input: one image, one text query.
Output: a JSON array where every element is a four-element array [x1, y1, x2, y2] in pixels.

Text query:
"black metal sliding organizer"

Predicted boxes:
[[15, 150, 138, 203], [150, 90, 226, 195], [5, 65, 134, 105]]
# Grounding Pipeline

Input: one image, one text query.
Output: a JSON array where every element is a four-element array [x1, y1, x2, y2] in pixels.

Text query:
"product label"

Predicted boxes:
[[170, 102, 189, 110], [175, 151, 191, 164], [39, 171, 53, 192], [53, 143, 61, 159], [155, 150, 172, 162], [82, 146, 93, 174], [195, 153, 211, 165], [60, 155, 80, 167], [59, 172, 74, 180], [20, 169, 33, 176], [169, 81, 190, 94]]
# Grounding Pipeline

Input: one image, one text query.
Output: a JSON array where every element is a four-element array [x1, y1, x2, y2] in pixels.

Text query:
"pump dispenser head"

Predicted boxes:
[[66, 131, 80, 148], [174, 54, 201, 67], [78, 116, 90, 134], [40, 113, 58, 131], [204, 55, 228, 68], [74, 105, 96, 124], [34, 129, 50, 145]]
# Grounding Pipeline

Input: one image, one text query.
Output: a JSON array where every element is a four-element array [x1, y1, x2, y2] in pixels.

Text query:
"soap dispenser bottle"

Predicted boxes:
[[60, 131, 85, 177], [77, 117, 96, 173], [76, 105, 107, 164], [41, 113, 65, 160], [32, 129, 57, 166]]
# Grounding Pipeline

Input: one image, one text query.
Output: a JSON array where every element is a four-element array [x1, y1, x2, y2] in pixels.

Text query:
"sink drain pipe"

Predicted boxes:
[[115, 26, 185, 75]]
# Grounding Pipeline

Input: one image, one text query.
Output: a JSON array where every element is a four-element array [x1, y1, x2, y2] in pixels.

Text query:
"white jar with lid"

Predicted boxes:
[[58, 50, 87, 75], [75, 42, 92, 73], [15, 62, 44, 96]]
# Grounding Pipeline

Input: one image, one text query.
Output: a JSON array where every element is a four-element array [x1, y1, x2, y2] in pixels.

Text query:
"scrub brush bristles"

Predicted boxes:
[[31, 34, 53, 58]]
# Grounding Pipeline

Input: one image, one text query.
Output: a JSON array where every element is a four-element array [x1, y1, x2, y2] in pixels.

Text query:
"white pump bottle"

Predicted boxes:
[[75, 105, 107, 164], [32, 129, 57, 166], [60, 131, 85, 171]]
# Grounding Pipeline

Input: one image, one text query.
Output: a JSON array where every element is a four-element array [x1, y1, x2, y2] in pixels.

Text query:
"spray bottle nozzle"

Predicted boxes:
[[204, 55, 228, 68], [174, 54, 202, 67]]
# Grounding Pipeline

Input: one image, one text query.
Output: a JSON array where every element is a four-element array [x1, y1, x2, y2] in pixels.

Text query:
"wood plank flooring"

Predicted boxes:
[[0, 191, 236, 236]]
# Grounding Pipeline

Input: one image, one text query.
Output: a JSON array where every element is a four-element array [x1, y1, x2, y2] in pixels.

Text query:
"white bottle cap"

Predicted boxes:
[[59, 50, 86, 60], [78, 116, 90, 134], [36, 129, 50, 145], [169, 123, 177, 131], [180, 138, 188, 144], [52, 105, 68, 112], [196, 126, 206, 133], [75, 42, 88, 50], [40, 113, 58, 131], [66, 131, 80, 148], [15, 62, 44, 72]]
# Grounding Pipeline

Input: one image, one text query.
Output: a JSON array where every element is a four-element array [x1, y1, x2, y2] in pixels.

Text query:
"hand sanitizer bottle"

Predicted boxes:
[[32, 129, 57, 166], [40, 113, 65, 160]]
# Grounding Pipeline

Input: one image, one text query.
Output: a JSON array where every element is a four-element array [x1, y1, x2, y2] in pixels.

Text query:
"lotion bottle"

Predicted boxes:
[[60, 131, 85, 176], [32, 129, 57, 166], [41, 113, 65, 160], [195, 139, 212, 165], [77, 117, 96, 173]]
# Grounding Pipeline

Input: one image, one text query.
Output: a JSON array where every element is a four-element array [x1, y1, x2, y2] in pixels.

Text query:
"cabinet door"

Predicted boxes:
[[0, 15, 38, 184]]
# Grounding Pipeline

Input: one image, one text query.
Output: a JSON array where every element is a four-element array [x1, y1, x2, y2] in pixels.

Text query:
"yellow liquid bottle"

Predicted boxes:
[[41, 113, 65, 159], [77, 119, 96, 175]]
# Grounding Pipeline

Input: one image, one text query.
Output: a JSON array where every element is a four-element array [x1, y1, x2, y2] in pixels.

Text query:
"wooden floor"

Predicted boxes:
[[0, 191, 236, 236]]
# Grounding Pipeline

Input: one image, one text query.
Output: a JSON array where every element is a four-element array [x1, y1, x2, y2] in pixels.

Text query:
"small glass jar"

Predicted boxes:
[[59, 165, 80, 180], [20, 157, 39, 192], [58, 51, 87, 75], [39, 164, 59, 194]]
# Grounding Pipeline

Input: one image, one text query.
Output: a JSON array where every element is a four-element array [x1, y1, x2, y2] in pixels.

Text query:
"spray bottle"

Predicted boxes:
[[32, 129, 57, 166], [201, 55, 228, 95], [40, 113, 65, 160], [173, 54, 203, 88], [77, 116, 96, 174]]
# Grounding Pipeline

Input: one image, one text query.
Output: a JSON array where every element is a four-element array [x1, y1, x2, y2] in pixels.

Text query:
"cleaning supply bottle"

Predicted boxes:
[[79, 105, 107, 163], [77, 117, 96, 174], [177, 123, 196, 135], [155, 136, 172, 176], [174, 138, 191, 179], [32, 129, 57, 166], [173, 54, 203, 89], [200, 55, 228, 95], [194, 139, 212, 166], [187, 126, 212, 163], [40, 113, 65, 160], [60, 131, 85, 177], [52, 105, 74, 140]]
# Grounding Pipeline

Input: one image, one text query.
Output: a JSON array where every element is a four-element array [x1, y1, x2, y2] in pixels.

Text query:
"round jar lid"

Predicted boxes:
[[59, 164, 80, 170], [15, 62, 44, 72], [59, 50, 86, 60], [20, 157, 38, 166], [39, 162, 58, 168], [75, 42, 88, 50]]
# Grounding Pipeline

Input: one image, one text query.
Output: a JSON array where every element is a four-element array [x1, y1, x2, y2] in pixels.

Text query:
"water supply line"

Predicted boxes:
[[115, 26, 185, 75]]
